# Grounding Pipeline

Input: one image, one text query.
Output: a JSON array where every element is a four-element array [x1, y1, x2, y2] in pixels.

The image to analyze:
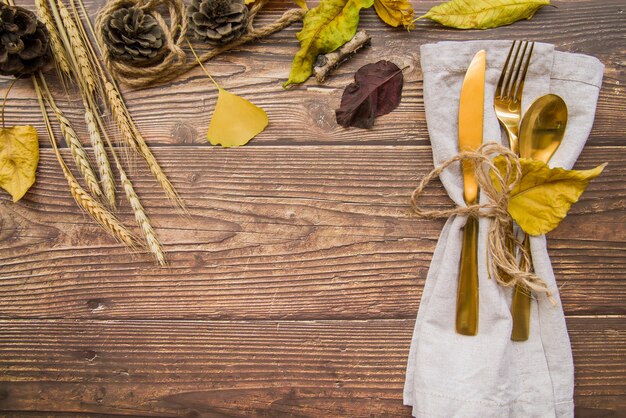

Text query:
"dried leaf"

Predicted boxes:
[[491, 156, 606, 236], [0, 125, 39, 202], [374, 0, 415, 29], [335, 60, 403, 129], [293, 0, 309, 10], [283, 0, 374, 87], [421, 0, 551, 29], [207, 88, 268, 147], [245, 0, 255, 4]]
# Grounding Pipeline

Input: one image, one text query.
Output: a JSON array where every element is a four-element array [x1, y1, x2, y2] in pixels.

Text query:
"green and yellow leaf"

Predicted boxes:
[[0, 125, 39, 202], [283, 0, 374, 88], [420, 0, 551, 30], [207, 88, 268, 147], [374, 0, 415, 29], [491, 156, 606, 236]]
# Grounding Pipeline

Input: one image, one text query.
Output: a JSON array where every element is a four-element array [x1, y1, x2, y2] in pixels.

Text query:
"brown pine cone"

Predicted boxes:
[[0, 4, 50, 77], [101, 7, 165, 64], [188, 0, 248, 45]]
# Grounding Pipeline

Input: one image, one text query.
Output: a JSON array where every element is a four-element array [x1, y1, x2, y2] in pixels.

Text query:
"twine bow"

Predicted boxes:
[[96, 0, 306, 88], [411, 142, 554, 302]]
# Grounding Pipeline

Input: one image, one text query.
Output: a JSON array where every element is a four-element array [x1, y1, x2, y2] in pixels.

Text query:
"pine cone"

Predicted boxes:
[[188, 0, 248, 45], [0, 4, 50, 77], [101, 7, 165, 64]]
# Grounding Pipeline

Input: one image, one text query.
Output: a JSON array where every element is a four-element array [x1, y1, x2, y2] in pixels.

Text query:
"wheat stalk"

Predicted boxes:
[[119, 170, 166, 265], [57, 111, 103, 198], [103, 81, 183, 209], [39, 75, 103, 198], [35, 0, 72, 78], [56, 0, 98, 95], [85, 105, 116, 208], [34, 76, 137, 249]]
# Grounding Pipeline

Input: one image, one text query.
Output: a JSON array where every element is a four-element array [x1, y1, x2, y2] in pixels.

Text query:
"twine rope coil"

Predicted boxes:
[[96, 0, 306, 88], [411, 142, 553, 301]]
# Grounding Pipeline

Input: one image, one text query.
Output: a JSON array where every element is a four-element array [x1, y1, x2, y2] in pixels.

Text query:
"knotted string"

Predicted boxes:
[[411, 142, 554, 302], [96, 0, 306, 88]]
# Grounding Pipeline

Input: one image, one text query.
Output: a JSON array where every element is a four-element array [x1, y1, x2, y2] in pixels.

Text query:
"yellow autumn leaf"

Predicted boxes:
[[207, 88, 268, 147], [0, 125, 39, 202], [491, 156, 606, 236], [420, 0, 550, 29], [293, 0, 309, 10], [374, 0, 415, 29], [245, 0, 255, 4]]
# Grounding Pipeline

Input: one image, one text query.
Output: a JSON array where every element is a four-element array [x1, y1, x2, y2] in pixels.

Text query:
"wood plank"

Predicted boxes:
[[0, 317, 623, 416], [6, 1, 624, 146], [0, 147, 623, 320]]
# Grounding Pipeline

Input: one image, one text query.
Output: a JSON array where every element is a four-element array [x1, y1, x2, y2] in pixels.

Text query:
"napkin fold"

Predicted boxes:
[[404, 41, 604, 418]]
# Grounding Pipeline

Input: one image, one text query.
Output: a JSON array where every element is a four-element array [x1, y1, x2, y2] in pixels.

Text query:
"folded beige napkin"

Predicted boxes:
[[404, 40, 604, 418]]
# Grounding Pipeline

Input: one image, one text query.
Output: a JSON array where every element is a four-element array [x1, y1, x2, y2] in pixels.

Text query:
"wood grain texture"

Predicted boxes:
[[0, 0, 624, 415], [0, 317, 624, 417], [4, 0, 625, 147], [0, 147, 624, 321]]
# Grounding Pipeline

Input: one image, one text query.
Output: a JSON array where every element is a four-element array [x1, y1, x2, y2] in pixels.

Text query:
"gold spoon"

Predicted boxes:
[[511, 94, 568, 342]]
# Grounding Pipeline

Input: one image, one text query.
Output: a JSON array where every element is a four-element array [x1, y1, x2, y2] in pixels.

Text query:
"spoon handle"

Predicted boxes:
[[511, 236, 532, 341]]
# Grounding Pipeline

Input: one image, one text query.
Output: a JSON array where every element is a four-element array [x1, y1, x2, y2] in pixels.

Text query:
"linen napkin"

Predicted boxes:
[[404, 40, 604, 417]]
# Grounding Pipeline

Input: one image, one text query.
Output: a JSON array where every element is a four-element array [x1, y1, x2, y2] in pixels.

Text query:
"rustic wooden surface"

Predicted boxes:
[[1, 0, 624, 416]]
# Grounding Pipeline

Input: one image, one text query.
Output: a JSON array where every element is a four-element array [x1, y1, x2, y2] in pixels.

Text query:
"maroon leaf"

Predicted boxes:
[[335, 60, 403, 129]]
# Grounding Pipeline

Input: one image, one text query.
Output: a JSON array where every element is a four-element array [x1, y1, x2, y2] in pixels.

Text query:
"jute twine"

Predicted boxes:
[[411, 142, 554, 302], [96, 0, 306, 88]]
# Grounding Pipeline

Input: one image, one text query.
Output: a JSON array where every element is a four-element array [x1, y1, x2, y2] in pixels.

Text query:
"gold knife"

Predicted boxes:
[[456, 50, 486, 336]]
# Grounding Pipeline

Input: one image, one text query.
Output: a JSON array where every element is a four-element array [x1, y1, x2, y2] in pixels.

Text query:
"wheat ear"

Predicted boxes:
[[39, 75, 102, 198], [56, 0, 98, 95], [35, 0, 71, 78], [119, 170, 166, 265], [85, 104, 116, 208], [103, 81, 184, 209], [34, 76, 137, 249]]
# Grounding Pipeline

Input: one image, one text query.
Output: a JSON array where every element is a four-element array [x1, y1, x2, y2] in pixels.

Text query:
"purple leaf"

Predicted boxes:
[[335, 60, 403, 129]]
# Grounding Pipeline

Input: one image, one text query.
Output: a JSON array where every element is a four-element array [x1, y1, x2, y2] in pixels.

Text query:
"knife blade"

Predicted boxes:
[[456, 50, 486, 336]]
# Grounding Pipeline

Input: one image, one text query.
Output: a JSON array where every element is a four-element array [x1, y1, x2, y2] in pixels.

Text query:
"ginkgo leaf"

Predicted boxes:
[[0, 125, 39, 202], [420, 0, 551, 29], [491, 156, 606, 236], [283, 0, 374, 88], [207, 88, 268, 148], [374, 0, 415, 29]]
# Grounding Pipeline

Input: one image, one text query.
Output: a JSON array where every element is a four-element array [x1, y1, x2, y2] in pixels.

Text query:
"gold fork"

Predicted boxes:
[[494, 41, 535, 155], [494, 40, 535, 341]]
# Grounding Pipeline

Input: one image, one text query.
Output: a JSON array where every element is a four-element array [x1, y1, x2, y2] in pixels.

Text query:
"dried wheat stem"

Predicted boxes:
[[39, 75, 102, 198], [120, 170, 166, 265], [56, 0, 98, 95], [85, 104, 116, 208], [102, 81, 184, 209], [58, 111, 103, 198], [35, 0, 71, 77], [103, 80, 138, 150], [33, 76, 137, 249]]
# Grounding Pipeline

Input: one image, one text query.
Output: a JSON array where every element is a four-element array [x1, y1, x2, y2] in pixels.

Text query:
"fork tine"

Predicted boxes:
[[496, 40, 517, 98], [514, 42, 534, 102], [505, 41, 527, 99]]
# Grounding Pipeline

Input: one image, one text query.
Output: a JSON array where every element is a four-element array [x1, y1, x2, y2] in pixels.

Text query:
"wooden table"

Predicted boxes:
[[1, 0, 624, 416]]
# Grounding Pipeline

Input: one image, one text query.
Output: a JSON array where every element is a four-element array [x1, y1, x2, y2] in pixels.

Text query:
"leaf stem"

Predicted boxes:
[[186, 39, 221, 90], [1, 77, 19, 128]]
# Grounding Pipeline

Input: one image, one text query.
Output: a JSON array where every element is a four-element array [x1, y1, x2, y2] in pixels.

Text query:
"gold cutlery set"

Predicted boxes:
[[456, 41, 568, 340]]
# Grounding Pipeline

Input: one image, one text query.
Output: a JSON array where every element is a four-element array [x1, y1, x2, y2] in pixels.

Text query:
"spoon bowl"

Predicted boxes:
[[519, 94, 568, 163]]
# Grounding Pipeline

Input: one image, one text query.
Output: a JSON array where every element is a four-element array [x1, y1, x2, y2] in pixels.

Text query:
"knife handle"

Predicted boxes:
[[511, 236, 532, 341], [456, 216, 479, 336]]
